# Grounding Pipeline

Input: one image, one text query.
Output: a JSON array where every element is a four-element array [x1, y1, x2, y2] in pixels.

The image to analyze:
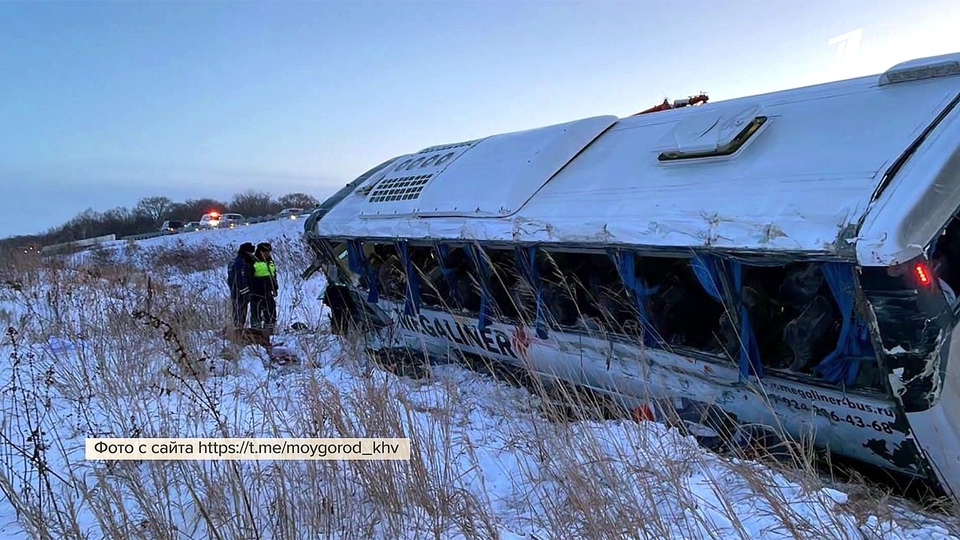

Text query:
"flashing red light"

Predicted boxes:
[[210, 211, 220, 217], [915, 262, 932, 286]]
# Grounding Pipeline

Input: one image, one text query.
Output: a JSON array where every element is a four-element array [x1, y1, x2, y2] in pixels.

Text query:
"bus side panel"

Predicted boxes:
[[859, 262, 958, 495], [376, 299, 924, 479], [903, 330, 960, 499]]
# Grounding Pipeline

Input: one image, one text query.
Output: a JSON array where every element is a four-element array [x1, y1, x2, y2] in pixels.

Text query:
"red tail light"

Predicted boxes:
[[915, 262, 932, 286]]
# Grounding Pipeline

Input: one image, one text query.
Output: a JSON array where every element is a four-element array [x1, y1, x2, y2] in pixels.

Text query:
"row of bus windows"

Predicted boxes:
[[325, 240, 884, 392]]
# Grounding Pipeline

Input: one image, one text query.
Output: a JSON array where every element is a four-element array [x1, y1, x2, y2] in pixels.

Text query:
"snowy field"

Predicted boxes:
[[1, 218, 959, 539]]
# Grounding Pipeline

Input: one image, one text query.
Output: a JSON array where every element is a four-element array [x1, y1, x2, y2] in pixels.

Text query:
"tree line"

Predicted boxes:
[[1, 189, 320, 253]]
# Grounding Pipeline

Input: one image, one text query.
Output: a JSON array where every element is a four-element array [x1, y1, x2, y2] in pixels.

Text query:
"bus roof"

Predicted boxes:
[[314, 52, 960, 266]]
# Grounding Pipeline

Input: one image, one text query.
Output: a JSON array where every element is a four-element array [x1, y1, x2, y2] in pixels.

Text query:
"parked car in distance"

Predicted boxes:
[[277, 208, 305, 220], [160, 220, 184, 234], [220, 213, 246, 228], [183, 221, 201, 232]]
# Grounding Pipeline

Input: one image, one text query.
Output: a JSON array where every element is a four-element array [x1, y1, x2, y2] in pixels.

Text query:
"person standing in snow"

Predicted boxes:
[[250, 242, 278, 334], [227, 242, 256, 330]]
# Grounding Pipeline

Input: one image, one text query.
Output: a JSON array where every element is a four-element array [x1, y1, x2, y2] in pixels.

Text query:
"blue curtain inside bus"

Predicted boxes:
[[434, 244, 464, 309], [467, 244, 494, 330], [346, 239, 378, 304], [691, 254, 723, 302], [691, 254, 762, 379], [395, 240, 421, 316], [514, 245, 548, 339], [815, 262, 876, 385], [610, 249, 660, 347], [730, 259, 764, 380]]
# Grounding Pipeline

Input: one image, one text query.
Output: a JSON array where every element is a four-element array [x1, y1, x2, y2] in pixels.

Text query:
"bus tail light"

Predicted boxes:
[[915, 262, 932, 286]]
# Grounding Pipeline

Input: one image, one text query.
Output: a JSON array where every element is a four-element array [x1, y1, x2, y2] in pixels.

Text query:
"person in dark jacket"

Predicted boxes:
[[227, 242, 256, 329], [250, 242, 278, 334]]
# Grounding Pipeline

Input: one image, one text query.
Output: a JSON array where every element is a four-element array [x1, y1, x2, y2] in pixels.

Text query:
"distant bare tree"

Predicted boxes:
[[63, 208, 101, 241], [135, 196, 174, 223], [165, 202, 187, 220], [175, 199, 228, 221], [102, 207, 132, 222], [100, 207, 154, 237], [100, 207, 133, 235], [230, 189, 276, 218], [277, 192, 320, 209]]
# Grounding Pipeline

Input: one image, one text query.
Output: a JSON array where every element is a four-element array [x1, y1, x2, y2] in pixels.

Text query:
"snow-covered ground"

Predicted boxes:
[[1, 219, 958, 539]]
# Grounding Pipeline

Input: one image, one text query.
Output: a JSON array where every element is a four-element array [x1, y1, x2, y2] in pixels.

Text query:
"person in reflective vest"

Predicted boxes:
[[227, 242, 256, 329], [250, 242, 278, 333]]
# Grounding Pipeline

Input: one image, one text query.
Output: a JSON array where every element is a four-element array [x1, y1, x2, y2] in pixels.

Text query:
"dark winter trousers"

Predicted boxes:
[[250, 294, 277, 333], [231, 294, 249, 329]]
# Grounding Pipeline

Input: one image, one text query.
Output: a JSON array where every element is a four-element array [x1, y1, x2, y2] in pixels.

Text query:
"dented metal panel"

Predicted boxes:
[[302, 235, 953, 495], [904, 328, 960, 501], [856, 91, 960, 267], [371, 299, 923, 478]]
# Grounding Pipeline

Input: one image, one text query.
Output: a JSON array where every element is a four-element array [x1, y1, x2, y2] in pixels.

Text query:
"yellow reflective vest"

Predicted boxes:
[[253, 261, 276, 278]]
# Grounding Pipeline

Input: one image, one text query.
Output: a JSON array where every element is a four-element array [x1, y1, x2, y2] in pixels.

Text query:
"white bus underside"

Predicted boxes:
[[304, 52, 960, 501]]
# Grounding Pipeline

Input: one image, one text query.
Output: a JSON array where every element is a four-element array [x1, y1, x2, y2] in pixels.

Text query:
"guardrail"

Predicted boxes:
[[123, 231, 165, 241], [41, 234, 117, 255]]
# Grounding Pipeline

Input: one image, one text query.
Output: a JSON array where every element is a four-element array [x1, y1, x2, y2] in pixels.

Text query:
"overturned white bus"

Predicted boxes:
[[303, 52, 960, 501]]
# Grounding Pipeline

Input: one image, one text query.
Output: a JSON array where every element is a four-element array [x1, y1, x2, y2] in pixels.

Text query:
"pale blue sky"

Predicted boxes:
[[1, 0, 959, 237]]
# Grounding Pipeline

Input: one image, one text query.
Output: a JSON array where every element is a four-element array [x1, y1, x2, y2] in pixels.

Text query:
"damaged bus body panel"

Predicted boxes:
[[304, 52, 960, 500]]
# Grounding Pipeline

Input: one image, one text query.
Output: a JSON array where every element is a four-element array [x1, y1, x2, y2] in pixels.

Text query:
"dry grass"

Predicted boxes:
[[0, 245, 958, 540], [135, 239, 234, 274]]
